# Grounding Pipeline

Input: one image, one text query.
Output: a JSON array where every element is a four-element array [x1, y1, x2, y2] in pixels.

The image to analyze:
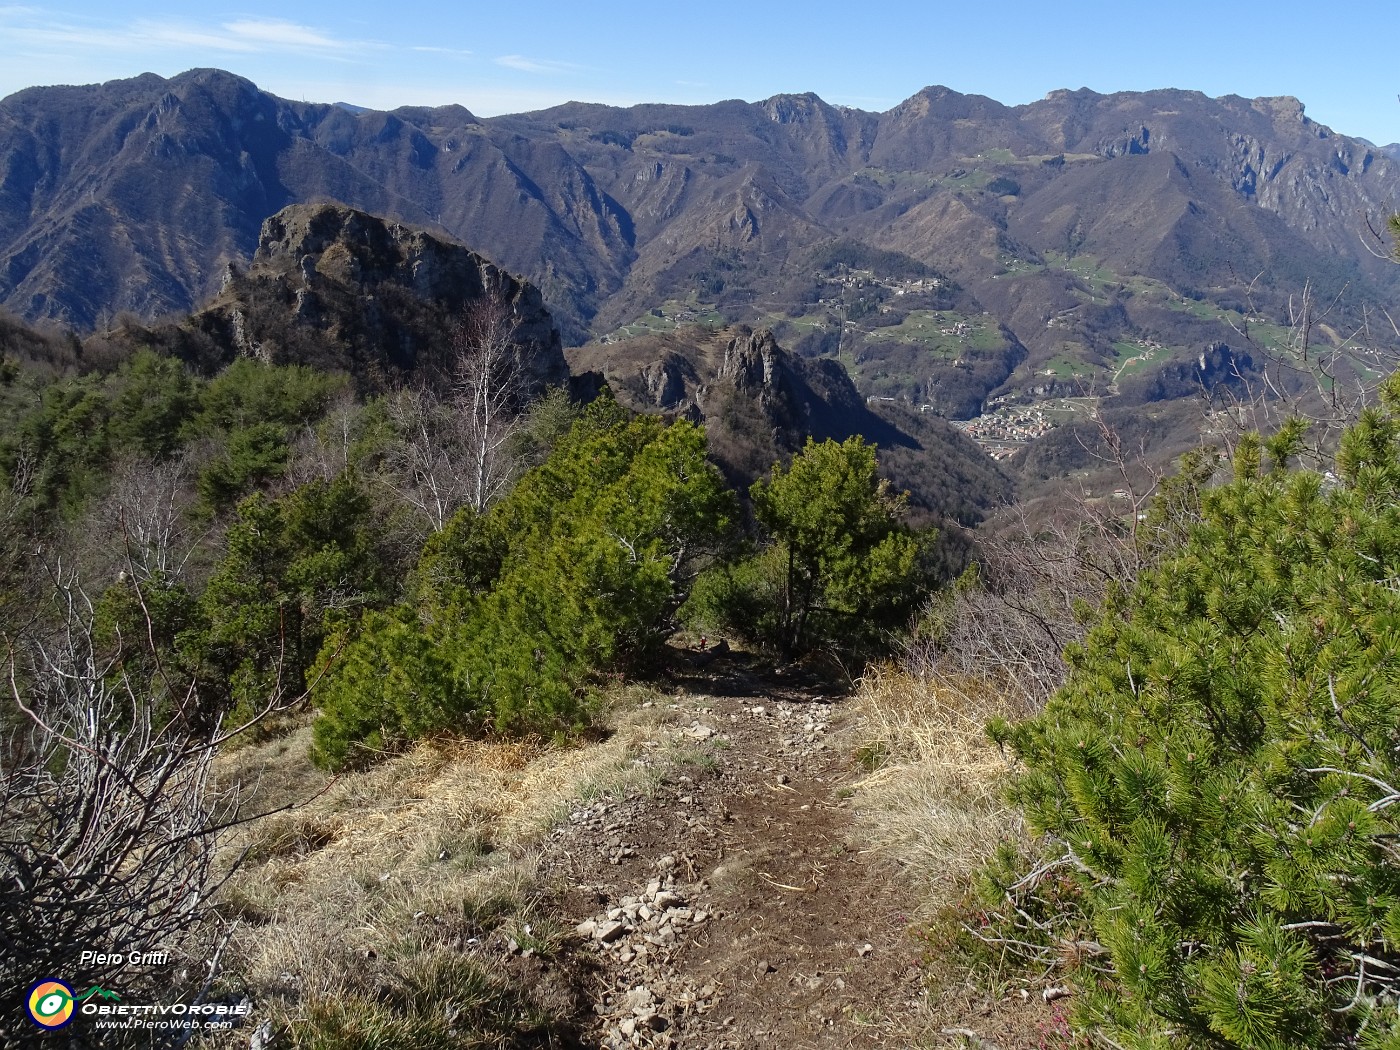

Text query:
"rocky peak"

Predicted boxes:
[[198, 203, 568, 390], [761, 93, 826, 125], [255, 204, 514, 305], [717, 328, 785, 393], [1251, 95, 1308, 127]]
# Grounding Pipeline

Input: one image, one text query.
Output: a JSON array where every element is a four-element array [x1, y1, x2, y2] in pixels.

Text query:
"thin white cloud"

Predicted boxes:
[[413, 45, 473, 58], [0, 12, 371, 57], [0, 18, 110, 50], [222, 19, 348, 50], [137, 17, 365, 54], [495, 54, 580, 75], [130, 21, 265, 53]]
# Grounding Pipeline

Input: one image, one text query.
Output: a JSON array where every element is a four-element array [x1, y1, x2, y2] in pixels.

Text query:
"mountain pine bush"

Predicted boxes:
[[991, 395, 1400, 1047], [311, 400, 736, 768], [687, 436, 925, 658]]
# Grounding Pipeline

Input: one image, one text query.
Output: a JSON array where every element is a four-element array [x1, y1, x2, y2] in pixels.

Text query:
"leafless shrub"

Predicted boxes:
[[906, 497, 1139, 714], [0, 561, 316, 1018], [0, 447, 33, 523], [285, 391, 363, 488], [1212, 271, 1400, 463], [909, 379, 1232, 714], [84, 455, 200, 586]]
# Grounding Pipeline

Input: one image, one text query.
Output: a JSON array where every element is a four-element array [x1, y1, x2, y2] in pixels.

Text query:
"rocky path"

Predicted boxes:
[[538, 663, 928, 1049]]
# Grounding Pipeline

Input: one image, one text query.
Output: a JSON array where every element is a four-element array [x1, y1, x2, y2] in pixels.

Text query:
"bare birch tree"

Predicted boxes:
[[285, 391, 364, 488], [384, 387, 469, 533], [455, 294, 526, 515], [88, 456, 198, 586], [384, 293, 528, 530]]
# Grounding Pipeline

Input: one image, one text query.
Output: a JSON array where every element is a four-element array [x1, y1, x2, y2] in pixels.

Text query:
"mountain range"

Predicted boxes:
[[2, 67, 1398, 480]]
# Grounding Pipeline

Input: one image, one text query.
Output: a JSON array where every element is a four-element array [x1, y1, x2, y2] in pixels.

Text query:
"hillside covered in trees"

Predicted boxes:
[[0, 200, 996, 1044], [4, 169, 1400, 1047], [5, 69, 1400, 495]]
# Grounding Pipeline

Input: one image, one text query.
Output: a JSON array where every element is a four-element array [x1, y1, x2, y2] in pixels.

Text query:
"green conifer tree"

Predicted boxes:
[[311, 401, 736, 768], [750, 436, 919, 657]]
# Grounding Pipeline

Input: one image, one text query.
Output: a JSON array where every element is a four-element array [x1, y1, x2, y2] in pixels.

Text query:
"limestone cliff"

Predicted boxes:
[[123, 203, 567, 393]]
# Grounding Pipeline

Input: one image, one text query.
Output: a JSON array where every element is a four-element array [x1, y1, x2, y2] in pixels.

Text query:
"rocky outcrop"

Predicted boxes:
[[716, 328, 785, 395], [638, 354, 696, 410], [244, 204, 566, 389], [569, 324, 1012, 523], [136, 203, 568, 392], [1114, 341, 1258, 405]]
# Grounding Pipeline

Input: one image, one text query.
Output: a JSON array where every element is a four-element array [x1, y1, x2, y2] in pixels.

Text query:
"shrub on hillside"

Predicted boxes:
[[990, 400, 1400, 1046], [199, 472, 389, 723], [683, 547, 786, 648], [311, 400, 736, 769], [686, 436, 931, 659]]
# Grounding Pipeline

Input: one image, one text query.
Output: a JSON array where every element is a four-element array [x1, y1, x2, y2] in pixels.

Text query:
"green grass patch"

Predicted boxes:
[[994, 257, 1045, 278], [603, 299, 726, 342], [868, 311, 1006, 355], [1041, 251, 1119, 286], [784, 315, 830, 330], [851, 167, 941, 193], [935, 169, 995, 191], [1111, 341, 1174, 378], [1243, 321, 1294, 352], [1169, 296, 1232, 323], [1036, 347, 1097, 380]]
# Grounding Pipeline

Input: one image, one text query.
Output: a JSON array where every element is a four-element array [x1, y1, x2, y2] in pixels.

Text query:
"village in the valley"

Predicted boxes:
[[947, 404, 1056, 459]]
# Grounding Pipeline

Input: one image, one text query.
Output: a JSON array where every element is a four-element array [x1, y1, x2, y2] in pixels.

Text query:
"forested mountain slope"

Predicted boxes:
[[5, 69, 1397, 495]]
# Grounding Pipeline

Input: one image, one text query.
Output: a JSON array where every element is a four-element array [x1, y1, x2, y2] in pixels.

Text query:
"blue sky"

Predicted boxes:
[[2, 2, 1398, 144]]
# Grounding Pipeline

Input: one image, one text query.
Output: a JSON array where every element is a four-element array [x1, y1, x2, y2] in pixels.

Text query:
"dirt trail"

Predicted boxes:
[[536, 657, 928, 1049]]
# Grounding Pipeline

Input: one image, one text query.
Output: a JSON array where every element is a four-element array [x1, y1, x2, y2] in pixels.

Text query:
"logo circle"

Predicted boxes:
[[26, 979, 75, 1029]]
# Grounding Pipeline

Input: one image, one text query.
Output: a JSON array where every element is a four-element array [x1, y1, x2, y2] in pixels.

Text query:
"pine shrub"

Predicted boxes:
[[993, 397, 1400, 1046], [311, 401, 736, 768]]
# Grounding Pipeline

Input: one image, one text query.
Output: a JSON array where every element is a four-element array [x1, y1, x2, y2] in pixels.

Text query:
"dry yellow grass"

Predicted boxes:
[[844, 669, 1056, 1049], [205, 689, 676, 1042], [848, 666, 1026, 917]]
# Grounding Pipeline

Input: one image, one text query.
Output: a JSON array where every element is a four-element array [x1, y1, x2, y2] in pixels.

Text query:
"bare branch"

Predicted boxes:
[[380, 291, 532, 531], [0, 560, 323, 1009]]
